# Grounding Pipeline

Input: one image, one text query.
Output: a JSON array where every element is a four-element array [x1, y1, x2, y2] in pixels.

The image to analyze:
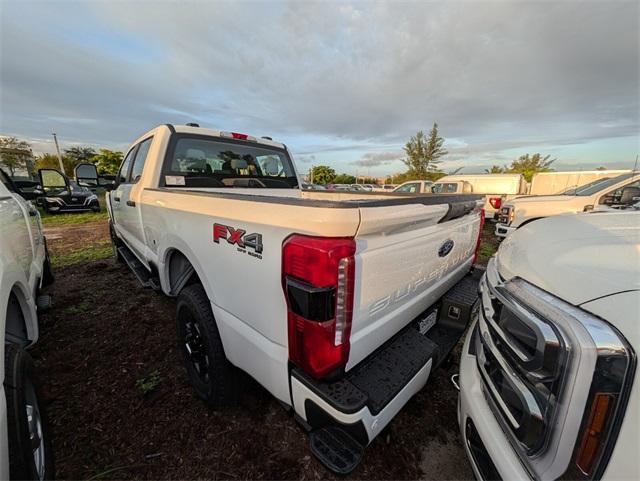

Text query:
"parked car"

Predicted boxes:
[[393, 180, 433, 193], [0, 169, 54, 480], [459, 210, 639, 481], [431, 174, 528, 218], [101, 123, 485, 473], [37, 169, 100, 214], [496, 172, 640, 237]]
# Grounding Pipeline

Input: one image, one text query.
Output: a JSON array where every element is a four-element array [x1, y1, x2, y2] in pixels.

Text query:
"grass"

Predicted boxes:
[[63, 301, 92, 316], [136, 370, 161, 395], [51, 241, 113, 268], [40, 208, 108, 227]]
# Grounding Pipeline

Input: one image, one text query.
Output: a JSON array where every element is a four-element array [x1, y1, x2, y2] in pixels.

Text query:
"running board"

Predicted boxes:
[[117, 246, 160, 290], [309, 426, 364, 475]]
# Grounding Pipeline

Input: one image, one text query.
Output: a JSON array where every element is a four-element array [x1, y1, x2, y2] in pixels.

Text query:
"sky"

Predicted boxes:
[[1, 0, 638, 177]]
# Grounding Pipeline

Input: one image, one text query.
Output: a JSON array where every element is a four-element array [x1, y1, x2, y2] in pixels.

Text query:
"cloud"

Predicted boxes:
[[0, 0, 637, 169], [353, 150, 404, 167]]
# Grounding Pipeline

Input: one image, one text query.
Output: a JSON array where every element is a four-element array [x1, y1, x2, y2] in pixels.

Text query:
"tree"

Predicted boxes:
[[310, 165, 336, 184], [64, 146, 96, 164], [34, 153, 76, 176], [596, 166, 607, 171], [448, 167, 463, 175], [0, 137, 32, 176], [484, 165, 505, 174], [333, 173, 356, 184], [90, 149, 123, 174], [402, 123, 448, 179], [506, 153, 555, 182]]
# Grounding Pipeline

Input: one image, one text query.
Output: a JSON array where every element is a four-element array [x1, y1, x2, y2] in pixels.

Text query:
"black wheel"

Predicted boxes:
[[4, 344, 54, 480], [176, 284, 238, 408], [109, 221, 125, 263], [91, 204, 100, 213], [41, 239, 54, 287]]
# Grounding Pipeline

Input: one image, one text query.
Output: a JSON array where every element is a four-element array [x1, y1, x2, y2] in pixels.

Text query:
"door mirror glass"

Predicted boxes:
[[38, 168, 69, 196], [75, 163, 99, 189]]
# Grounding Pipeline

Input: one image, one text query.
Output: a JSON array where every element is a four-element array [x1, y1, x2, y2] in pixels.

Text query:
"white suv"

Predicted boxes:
[[0, 169, 54, 480]]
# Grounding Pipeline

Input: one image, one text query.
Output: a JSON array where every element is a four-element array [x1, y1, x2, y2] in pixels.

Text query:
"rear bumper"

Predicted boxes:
[[291, 271, 481, 446], [495, 223, 515, 238]]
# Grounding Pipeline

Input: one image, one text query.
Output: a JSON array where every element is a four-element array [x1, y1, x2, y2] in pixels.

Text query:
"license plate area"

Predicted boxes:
[[417, 309, 438, 335]]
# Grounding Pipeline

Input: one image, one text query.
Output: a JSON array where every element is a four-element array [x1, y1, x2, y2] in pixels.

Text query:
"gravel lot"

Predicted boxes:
[[32, 219, 493, 479]]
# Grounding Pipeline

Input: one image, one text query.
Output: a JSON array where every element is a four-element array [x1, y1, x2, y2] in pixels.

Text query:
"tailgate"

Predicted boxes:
[[347, 200, 482, 369]]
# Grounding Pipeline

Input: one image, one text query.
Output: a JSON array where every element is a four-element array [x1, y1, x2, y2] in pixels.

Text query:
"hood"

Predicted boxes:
[[496, 211, 640, 305]]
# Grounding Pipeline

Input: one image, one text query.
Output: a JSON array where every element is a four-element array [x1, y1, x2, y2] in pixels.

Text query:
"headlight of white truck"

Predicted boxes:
[[476, 259, 635, 480]]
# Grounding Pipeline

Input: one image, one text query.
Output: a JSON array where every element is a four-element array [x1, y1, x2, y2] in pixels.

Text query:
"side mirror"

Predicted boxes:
[[75, 163, 99, 189]]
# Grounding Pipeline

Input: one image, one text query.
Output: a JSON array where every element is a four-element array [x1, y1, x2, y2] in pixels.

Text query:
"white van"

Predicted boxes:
[[431, 174, 527, 216], [529, 170, 631, 195]]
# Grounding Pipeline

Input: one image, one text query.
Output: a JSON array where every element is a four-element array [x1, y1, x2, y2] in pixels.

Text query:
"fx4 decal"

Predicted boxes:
[[213, 223, 263, 258]]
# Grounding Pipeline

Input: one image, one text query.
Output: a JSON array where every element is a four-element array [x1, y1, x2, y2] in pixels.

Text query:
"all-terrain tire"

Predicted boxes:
[[176, 284, 238, 408], [4, 344, 54, 480]]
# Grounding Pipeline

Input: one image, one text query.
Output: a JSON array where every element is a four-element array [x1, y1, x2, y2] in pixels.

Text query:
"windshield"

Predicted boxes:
[[162, 135, 298, 188], [564, 173, 635, 196]]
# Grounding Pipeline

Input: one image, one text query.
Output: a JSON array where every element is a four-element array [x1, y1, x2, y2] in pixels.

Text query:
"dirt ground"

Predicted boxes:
[[35, 220, 478, 480]]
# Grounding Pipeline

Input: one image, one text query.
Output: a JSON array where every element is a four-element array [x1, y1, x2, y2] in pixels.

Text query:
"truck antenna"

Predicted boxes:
[[633, 154, 639, 173]]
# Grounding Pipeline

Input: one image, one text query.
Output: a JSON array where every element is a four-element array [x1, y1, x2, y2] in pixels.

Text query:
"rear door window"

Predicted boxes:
[[130, 137, 153, 183], [118, 148, 136, 185]]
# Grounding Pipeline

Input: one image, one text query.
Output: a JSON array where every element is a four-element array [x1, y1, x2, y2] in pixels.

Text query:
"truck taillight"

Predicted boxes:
[[489, 197, 502, 209], [472, 208, 485, 265], [282, 235, 356, 378]]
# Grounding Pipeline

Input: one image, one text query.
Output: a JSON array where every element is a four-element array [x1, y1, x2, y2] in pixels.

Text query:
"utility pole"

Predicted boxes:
[[52, 132, 65, 172]]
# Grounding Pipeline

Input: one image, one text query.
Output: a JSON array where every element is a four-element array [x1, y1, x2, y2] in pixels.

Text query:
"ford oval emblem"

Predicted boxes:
[[438, 239, 455, 257]]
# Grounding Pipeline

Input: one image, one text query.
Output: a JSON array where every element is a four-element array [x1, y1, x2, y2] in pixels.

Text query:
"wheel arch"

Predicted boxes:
[[161, 246, 215, 303], [4, 284, 36, 347]]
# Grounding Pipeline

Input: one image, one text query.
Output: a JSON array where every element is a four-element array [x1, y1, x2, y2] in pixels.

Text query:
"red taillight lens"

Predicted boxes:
[[472, 208, 485, 265], [489, 197, 502, 209], [231, 132, 248, 140], [283, 235, 356, 378]]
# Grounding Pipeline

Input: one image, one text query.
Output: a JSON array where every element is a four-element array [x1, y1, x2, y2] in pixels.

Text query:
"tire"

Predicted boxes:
[[41, 239, 54, 287], [109, 221, 125, 264], [4, 344, 54, 480], [176, 284, 238, 408]]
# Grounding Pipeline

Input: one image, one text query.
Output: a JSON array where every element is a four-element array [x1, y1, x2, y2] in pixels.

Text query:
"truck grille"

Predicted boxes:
[[475, 260, 568, 456]]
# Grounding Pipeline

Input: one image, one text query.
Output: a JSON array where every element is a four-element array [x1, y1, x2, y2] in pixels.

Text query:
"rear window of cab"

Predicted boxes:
[[162, 134, 298, 189]]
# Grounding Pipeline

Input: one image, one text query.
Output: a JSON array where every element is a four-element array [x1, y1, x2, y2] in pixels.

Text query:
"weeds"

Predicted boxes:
[[136, 370, 161, 395]]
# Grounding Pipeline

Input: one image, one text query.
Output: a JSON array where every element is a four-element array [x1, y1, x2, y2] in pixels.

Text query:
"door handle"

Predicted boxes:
[[126, 200, 136, 207], [113, 196, 121, 202]]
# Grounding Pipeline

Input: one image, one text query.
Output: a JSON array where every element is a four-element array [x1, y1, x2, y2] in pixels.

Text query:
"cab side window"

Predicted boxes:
[[130, 137, 153, 183], [117, 148, 136, 185], [397, 182, 419, 193]]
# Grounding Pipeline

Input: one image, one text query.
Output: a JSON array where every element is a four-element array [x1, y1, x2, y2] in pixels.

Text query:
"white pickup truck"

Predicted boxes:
[[97, 123, 485, 473], [0, 169, 54, 480], [496, 172, 640, 237], [459, 210, 639, 481]]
